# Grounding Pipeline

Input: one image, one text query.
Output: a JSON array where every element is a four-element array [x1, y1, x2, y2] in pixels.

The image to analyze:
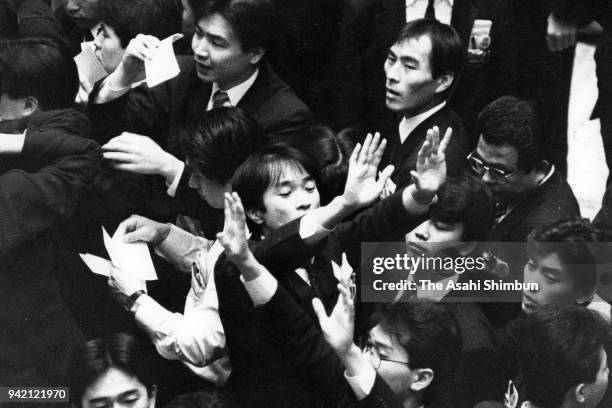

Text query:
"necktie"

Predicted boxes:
[[212, 90, 231, 108], [425, 0, 436, 20]]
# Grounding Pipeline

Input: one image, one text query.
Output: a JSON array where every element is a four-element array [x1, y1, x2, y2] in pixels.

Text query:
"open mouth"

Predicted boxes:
[[522, 292, 537, 307], [407, 242, 428, 255]]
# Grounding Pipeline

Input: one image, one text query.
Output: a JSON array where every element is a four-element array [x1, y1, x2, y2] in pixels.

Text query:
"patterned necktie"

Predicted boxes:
[[425, 0, 436, 20], [212, 90, 231, 108]]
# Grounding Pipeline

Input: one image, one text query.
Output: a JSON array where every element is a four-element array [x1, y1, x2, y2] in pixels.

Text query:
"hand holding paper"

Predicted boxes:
[[80, 226, 157, 284]]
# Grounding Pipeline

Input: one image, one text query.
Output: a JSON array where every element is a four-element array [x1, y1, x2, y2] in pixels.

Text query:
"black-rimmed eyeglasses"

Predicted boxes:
[[467, 151, 518, 183]]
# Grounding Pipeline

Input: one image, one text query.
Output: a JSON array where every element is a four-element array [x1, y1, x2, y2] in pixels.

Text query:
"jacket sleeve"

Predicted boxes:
[[0, 112, 101, 255]]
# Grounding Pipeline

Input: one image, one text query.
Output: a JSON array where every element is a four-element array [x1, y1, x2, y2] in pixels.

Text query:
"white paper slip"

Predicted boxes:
[[80, 253, 113, 277], [145, 33, 184, 88], [74, 46, 108, 90], [103, 226, 157, 281]]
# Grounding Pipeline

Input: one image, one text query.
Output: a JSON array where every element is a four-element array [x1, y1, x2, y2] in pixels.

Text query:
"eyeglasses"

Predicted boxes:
[[361, 338, 410, 370], [467, 151, 518, 183]]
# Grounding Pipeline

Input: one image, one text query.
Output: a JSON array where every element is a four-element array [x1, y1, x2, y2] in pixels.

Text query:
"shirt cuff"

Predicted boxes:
[[133, 294, 173, 331], [344, 365, 377, 400], [166, 161, 185, 197], [0, 130, 26, 154], [298, 217, 337, 239], [241, 270, 278, 306]]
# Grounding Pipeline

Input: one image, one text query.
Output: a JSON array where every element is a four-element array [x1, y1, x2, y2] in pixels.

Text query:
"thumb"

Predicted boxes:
[[312, 298, 328, 324], [123, 230, 145, 243], [378, 165, 395, 185]]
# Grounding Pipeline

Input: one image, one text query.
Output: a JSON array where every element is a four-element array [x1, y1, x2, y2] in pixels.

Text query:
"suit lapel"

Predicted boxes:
[[237, 63, 271, 113], [488, 172, 561, 241], [451, 0, 479, 47]]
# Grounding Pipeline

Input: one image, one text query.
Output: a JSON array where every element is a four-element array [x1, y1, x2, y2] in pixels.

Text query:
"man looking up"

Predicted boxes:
[[380, 19, 470, 189]]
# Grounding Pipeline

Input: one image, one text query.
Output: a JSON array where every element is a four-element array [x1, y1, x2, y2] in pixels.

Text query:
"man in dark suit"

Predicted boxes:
[[375, 19, 471, 189], [86, 0, 312, 229], [342, 0, 517, 136], [468, 96, 580, 327], [0, 38, 101, 386], [212, 131, 448, 407]]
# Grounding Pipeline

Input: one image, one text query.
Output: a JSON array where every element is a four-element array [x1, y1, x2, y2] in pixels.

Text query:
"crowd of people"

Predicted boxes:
[[2, 0, 612, 407]]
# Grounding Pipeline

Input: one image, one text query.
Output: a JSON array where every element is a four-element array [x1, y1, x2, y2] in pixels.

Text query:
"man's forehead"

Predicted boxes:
[[391, 35, 432, 62], [476, 137, 519, 166], [196, 13, 236, 39]]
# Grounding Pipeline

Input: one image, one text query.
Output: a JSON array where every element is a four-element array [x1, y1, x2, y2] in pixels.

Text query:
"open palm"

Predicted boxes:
[[410, 126, 452, 196]]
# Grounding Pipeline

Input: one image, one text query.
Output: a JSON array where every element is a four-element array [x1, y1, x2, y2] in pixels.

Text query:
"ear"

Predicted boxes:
[[575, 286, 596, 305], [457, 242, 477, 256], [434, 72, 454, 94], [148, 385, 157, 408], [533, 160, 550, 174], [22, 96, 38, 117], [574, 383, 587, 404], [409, 368, 434, 392], [248, 47, 265, 65], [246, 208, 264, 225]]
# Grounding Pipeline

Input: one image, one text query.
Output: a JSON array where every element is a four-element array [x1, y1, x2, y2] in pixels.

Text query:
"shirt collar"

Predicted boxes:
[[211, 68, 259, 107], [398, 101, 446, 143]]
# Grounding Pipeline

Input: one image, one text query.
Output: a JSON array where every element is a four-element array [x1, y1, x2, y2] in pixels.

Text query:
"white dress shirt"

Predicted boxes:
[[406, 0, 453, 24], [132, 225, 230, 386], [205, 68, 259, 110], [398, 101, 446, 144]]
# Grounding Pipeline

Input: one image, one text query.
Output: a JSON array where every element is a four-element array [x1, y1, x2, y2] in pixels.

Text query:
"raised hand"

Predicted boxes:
[[217, 192, 251, 266], [342, 132, 395, 209], [410, 126, 452, 198], [116, 214, 171, 244], [312, 281, 355, 356], [115, 34, 161, 85], [102, 132, 183, 179]]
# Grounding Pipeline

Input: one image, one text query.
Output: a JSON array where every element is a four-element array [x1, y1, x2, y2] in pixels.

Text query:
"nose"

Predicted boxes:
[[414, 222, 430, 241], [385, 61, 400, 83], [93, 33, 102, 50], [523, 265, 540, 293], [296, 190, 312, 211], [480, 168, 495, 184], [192, 36, 209, 58]]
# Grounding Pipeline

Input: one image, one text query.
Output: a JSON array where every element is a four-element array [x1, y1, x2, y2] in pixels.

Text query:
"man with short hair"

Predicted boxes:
[[469, 96, 580, 243], [0, 38, 102, 386], [504, 306, 609, 408], [379, 19, 471, 189], [469, 95, 580, 327]]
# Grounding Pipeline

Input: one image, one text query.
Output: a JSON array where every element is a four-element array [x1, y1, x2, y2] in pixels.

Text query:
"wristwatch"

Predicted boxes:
[[124, 290, 146, 312]]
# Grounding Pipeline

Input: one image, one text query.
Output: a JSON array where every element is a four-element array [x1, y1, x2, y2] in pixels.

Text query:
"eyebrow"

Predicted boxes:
[[388, 48, 419, 66], [88, 390, 139, 404], [473, 151, 514, 172], [540, 266, 561, 277], [372, 339, 393, 354]]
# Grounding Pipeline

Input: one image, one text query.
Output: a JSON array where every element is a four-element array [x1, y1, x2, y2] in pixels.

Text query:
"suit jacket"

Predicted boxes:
[[380, 106, 471, 189], [214, 191, 426, 407], [86, 57, 313, 231], [342, 0, 517, 135], [0, 109, 101, 386]]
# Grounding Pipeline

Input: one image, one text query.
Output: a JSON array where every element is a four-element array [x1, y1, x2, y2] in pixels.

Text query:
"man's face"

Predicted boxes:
[[406, 218, 465, 257], [521, 252, 588, 313], [473, 137, 538, 204], [94, 25, 124, 74], [580, 348, 609, 408], [191, 13, 261, 90], [253, 166, 321, 235], [81, 367, 155, 408], [384, 35, 440, 117], [365, 325, 416, 400], [188, 169, 230, 209], [66, 0, 101, 29]]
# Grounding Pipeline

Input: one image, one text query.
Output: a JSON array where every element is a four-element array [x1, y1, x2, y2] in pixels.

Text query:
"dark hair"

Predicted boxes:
[[394, 19, 463, 84], [69, 333, 155, 407], [0, 38, 78, 110], [431, 172, 495, 242], [100, 0, 182, 48], [375, 301, 462, 405], [190, 0, 276, 52], [295, 126, 356, 205], [232, 143, 321, 234], [513, 306, 609, 408], [527, 217, 603, 291], [476, 96, 545, 172], [179, 107, 263, 184]]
